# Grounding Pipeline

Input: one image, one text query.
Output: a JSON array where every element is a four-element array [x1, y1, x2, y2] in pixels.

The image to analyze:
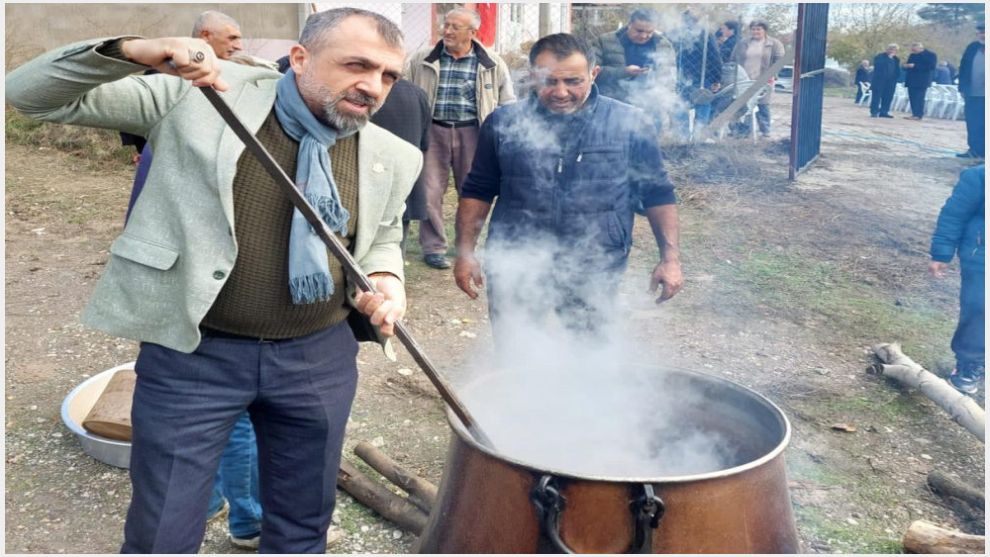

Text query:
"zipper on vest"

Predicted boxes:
[[576, 153, 583, 163], [557, 157, 563, 174]]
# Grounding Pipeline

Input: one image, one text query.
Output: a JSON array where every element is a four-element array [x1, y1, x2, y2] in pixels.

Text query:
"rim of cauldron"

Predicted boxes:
[[445, 366, 792, 483]]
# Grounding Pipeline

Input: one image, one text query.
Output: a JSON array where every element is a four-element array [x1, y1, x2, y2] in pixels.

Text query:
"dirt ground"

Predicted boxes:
[[4, 93, 985, 554]]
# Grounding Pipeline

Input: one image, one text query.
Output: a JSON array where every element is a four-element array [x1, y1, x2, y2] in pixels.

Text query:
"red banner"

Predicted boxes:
[[475, 3, 497, 47]]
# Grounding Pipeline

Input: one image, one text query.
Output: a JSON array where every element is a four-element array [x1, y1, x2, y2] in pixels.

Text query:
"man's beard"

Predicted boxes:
[[300, 70, 380, 132]]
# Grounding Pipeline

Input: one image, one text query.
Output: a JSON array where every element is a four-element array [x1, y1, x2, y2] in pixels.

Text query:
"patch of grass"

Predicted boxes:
[[717, 249, 955, 369], [819, 392, 927, 422], [5, 105, 134, 169], [795, 506, 902, 553], [823, 86, 857, 99]]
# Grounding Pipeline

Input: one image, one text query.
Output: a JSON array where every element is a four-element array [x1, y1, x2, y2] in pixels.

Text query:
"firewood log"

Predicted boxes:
[[337, 460, 428, 535], [354, 442, 438, 513], [82, 370, 136, 441], [870, 343, 985, 443], [928, 470, 986, 509], [902, 520, 986, 553]]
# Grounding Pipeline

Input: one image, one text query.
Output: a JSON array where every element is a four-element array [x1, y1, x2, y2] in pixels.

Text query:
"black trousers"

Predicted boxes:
[[869, 81, 895, 115], [964, 95, 985, 157], [907, 86, 928, 118]]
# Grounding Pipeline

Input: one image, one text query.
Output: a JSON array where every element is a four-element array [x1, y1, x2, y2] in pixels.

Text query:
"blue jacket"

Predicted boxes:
[[958, 41, 985, 97], [461, 86, 676, 272], [931, 165, 985, 270]]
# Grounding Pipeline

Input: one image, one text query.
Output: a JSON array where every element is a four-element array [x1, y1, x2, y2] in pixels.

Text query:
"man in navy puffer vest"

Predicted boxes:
[[454, 33, 683, 341]]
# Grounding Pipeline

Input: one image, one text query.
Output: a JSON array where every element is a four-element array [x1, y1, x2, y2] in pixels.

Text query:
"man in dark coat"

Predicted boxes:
[[670, 10, 722, 138], [903, 42, 937, 120], [930, 165, 985, 395], [870, 44, 900, 118], [956, 23, 985, 159], [715, 20, 739, 64], [854, 59, 871, 104], [370, 79, 432, 255], [591, 9, 675, 131]]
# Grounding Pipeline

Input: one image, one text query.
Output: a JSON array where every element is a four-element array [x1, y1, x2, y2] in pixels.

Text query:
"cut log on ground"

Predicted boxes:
[[928, 470, 986, 509], [337, 460, 428, 535], [870, 343, 985, 443], [902, 520, 986, 553], [82, 369, 136, 441], [354, 442, 438, 513]]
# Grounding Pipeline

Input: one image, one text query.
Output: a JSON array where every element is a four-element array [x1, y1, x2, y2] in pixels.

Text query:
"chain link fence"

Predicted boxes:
[[304, 3, 768, 142]]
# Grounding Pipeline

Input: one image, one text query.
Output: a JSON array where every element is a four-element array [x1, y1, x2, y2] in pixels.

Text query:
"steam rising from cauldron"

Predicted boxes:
[[449, 34, 740, 476], [458, 238, 737, 478]]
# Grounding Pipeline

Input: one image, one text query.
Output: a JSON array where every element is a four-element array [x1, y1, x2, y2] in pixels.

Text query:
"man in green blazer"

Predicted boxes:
[[6, 7, 422, 554]]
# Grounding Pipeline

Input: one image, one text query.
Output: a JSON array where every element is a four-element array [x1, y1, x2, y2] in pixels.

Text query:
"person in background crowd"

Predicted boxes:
[[929, 165, 985, 395], [956, 23, 985, 159], [730, 19, 784, 138], [454, 33, 683, 343], [406, 7, 515, 270], [369, 79, 433, 257], [934, 60, 953, 84], [6, 7, 421, 552], [854, 59, 871, 104], [592, 8, 675, 133], [903, 42, 937, 120], [715, 20, 740, 64], [870, 44, 900, 118], [670, 10, 722, 139]]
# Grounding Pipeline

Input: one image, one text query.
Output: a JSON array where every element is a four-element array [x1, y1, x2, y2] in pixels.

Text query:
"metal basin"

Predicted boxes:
[[416, 367, 799, 553], [60, 362, 134, 469]]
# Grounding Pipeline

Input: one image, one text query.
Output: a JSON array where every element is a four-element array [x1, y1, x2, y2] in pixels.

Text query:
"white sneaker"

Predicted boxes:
[[229, 534, 260, 550], [228, 527, 343, 552]]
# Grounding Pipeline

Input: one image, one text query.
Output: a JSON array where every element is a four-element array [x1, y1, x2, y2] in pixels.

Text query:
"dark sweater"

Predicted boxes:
[[201, 111, 359, 338]]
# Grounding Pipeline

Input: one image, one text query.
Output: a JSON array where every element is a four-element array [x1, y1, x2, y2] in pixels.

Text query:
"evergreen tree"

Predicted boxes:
[[917, 3, 985, 28]]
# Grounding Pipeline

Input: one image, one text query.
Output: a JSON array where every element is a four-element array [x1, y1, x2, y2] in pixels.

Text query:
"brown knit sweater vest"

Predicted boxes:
[[201, 110, 359, 338]]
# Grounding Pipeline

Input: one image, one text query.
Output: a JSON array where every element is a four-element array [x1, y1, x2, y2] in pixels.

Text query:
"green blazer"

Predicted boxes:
[[5, 38, 423, 353]]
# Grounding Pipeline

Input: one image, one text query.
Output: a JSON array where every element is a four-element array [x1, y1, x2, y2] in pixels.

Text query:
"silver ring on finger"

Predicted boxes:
[[190, 50, 205, 63]]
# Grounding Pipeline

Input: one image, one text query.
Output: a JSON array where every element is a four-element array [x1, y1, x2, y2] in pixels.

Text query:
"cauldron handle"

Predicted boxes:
[[531, 475, 665, 554]]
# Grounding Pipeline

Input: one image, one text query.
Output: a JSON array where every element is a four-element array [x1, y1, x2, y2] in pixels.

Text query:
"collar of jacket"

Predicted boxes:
[[424, 39, 497, 69]]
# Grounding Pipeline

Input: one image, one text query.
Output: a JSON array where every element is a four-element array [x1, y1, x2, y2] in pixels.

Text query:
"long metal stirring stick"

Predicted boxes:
[[198, 85, 495, 449]]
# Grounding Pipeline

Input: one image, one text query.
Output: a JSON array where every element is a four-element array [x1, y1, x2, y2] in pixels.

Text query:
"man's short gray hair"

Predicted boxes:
[[192, 11, 240, 37], [299, 7, 404, 53], [886, 43, 899, 50], [445, 8, 481, 30], [911, 42, 924, 48]]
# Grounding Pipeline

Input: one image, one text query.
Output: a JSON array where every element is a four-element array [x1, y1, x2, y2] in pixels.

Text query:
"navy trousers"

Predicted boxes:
[[952, 268, 985, 370], [964, 96, 985, 157], [870, 81, 896, 116], [121, 322, 359, 553], [908, 86, 927, 118]]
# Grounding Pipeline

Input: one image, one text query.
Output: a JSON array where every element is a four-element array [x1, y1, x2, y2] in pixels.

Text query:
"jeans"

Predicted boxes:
[[952, 268, 985, 370], [732, 104, 772, 137], [869, 81, 896, 116], [121, 322, 358, 553], [207, 411, 263, 539], [672, 103, 712, 140]]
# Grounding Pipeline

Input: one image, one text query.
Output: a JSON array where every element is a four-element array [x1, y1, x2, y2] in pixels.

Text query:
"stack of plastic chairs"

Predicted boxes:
[[891, 83, 910, 112]]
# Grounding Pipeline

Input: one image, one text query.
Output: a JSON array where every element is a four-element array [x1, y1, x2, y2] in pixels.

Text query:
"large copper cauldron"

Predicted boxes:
[[416, 368, 800, 553]]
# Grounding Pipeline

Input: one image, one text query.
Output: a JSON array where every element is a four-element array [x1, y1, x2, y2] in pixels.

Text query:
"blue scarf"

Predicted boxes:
[[274, 70, 355, 304]]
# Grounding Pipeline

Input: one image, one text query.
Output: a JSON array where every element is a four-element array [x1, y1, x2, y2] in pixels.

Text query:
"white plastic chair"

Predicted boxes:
[[892, 83, 910, 112], [857, 81, 872, 106]]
